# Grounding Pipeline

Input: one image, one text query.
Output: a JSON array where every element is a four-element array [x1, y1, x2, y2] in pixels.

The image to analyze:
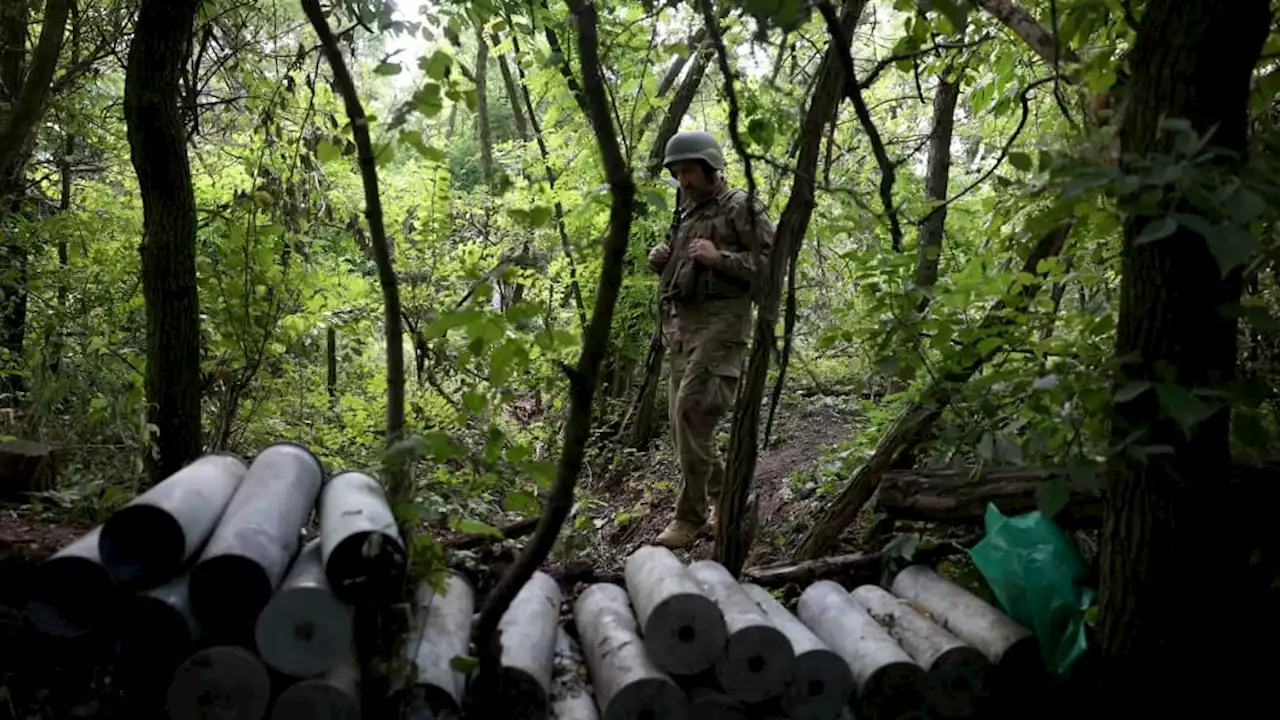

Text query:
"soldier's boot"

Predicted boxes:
[[656, 520, 702, 549]]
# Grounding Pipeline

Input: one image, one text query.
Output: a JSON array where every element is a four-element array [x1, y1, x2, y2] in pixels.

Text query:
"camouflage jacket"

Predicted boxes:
[[657, 185, 775, 374]]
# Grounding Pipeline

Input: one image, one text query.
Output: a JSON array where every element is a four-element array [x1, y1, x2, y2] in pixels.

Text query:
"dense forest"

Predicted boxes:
[[1, 0, 1278, 715]]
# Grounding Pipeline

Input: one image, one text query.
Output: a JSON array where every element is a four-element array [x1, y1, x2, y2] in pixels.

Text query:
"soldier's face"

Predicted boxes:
[[670, 161, 716, 198]]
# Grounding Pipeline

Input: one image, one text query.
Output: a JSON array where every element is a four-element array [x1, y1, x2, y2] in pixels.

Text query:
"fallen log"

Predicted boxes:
[[889, 566, 1041, 697], [850, 584, 991, 717], [798, 581, 926, 720], [741, 583, 853, 720], [876, 467, 1101, 527], [742, 535, 976, 589], [99, 453, 247, 585], [189, 442, 325, 642], [550, 625, 599, 719], [623, 545, 727, 676], [255, 537, 352, 678], [687, 560, 794, 704], [470, 570, 561, 718], [26, 526, 116, 639], [574, 582, 688, 719], [271, 649, 361, 720], [319, 470, 406, 604], [166, 645, 271, 720], [407, 573, 474, 716]]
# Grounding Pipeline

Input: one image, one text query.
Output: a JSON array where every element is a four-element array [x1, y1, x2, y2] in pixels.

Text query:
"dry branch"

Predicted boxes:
[[878, 467, 1102, 527], [472, 0, 636, 686]]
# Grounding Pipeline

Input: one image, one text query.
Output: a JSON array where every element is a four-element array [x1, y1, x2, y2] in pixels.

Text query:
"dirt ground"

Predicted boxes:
[[567, 398, 857, 573]]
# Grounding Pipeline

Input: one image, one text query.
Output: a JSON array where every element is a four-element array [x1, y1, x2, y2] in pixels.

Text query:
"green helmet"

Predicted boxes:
[[663, 130, 725, 172]]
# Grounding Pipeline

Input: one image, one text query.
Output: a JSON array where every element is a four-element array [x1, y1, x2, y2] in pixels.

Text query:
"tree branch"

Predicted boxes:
[[471, 0, 636, 688], [860, 35, 993, 90], [0, 0, 71, 186], [300, 0, 406, 496], [817, 1, 904, 252], [700, 0, 757, 202]]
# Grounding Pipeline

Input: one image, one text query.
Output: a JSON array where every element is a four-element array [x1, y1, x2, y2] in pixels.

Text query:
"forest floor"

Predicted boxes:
[[568, 396, 860, 572]]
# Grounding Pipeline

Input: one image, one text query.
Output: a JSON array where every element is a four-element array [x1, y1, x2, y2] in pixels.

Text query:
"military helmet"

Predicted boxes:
[[663, 130, 725, 172]]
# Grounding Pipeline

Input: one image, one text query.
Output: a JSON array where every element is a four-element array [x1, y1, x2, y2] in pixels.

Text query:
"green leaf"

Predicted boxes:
[[1224, 187, 1266, 224], [503, 490, 540, 515], [1206, 225, 1259, 277], [316, 138, 341, 163], [424, 309, 484, 339], [746, 117, 776, 148], [1007, 151, 1032, 171], [463, 388, 489, 413], [1135, 216, 1177, 244], [450, 654, 480, 673], [454, 519, 502, 538], [375, 141, 396, 167], [374, 61, 402, 76], [1156, 384, 1217, 436], [490, 339, 527, 384], [1035, 478, 1069, 519], [928, 0, 971, 34], [422, 50, 453, 80], [1113, 381, 1153, 403]]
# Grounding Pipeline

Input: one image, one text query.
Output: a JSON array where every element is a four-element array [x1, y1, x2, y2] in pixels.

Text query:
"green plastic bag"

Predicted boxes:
[[968, 503, 1094, 675]]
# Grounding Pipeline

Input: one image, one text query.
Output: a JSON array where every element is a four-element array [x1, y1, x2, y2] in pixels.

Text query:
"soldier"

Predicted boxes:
[[647, 130, 775, 549]]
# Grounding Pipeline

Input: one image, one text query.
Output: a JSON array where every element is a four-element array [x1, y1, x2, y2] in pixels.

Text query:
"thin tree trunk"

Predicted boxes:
[[0, 0, 70, 398], [124, 0, 203, 483], [714, 0, 866, 576], [326, 326, 337, 405], [474, 26, 495, 189], [472, 0, 635, 694], [493, 39, 529, 141], [914, 77, 959, 310], [1098, 0, 1271, 711], [508, 25, 588, 330], [645, 46, 712, 178]]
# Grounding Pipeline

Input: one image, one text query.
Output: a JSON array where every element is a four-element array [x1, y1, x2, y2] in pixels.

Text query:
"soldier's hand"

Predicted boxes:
[[690, 238, 720, 266], [648, 243, 671, 268]]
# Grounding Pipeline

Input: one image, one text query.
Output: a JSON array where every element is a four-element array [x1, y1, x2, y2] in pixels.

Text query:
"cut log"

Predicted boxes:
[[25, 526, 116, 638], [850, 584, 991, 717], [166, 645, 272, 720], [623, 545, 727, 676], [687, 686, 746, 720], [0, 439, 56, 499], [189, 442, 324, 643], [798, 581, 926, 720], [742, 550, 880, 588], [319, 470, 406, 604], [99, 453, 247, 585], [889, 566, 1041, 696], [741, 583, 853, 720], [271, 649, 361, 720], [470, 570, 561, 718], [407, 573, 474, 716], [687, 560, 794, 703], [573, 582, 689, 720], [255, 537, 352, 678], [876, 467, 1101, 527], [550, 625, 599, 720]]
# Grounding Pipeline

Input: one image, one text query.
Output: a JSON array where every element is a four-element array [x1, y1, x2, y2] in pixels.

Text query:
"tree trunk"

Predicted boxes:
[[474, 26, 495, 190], [644, 46, 712, 178], [326, 326, 337, 405], [0, 0, 70, 398], [124, 0, 203, 483], [493, 41, 529, 141], [913, 77, 959, 309], [714, 0, 866, 576], [1098, 0, 1272, 711]]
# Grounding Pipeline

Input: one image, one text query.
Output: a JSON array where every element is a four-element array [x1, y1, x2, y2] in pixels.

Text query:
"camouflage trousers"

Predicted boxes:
[[669, 341, 740, 526]]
